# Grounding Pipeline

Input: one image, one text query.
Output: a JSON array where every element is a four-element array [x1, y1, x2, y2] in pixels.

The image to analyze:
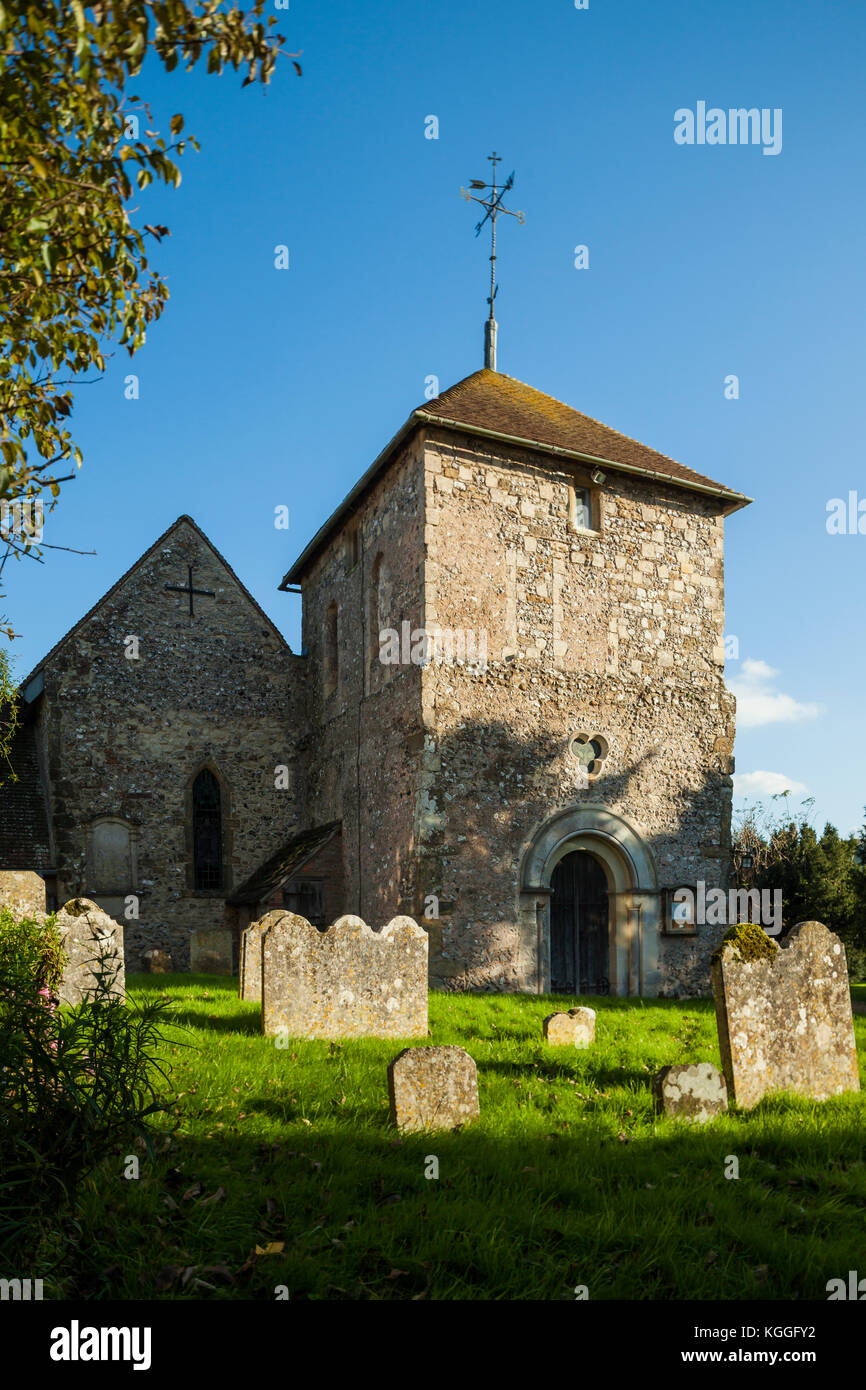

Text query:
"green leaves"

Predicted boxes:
[[0, 0, 293, 604]]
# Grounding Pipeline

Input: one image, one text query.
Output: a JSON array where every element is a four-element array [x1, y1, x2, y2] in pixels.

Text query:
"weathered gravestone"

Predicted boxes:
[[261, 913, 428, 1039], [712, 920, 860, 1109], [0, 869, 46, 918], [142, 948, 173, 974], [652, 1063, 728, 1123], [543, 1006, 596, 1047], [189, 928, 233, 975], [388, 1045, 480, 1132], [240, 911, 287, 1002], [54, 898, 125, 1005]]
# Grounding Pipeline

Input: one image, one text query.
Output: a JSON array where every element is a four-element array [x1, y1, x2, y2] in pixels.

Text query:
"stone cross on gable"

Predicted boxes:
[[164, 565, 215, 616]]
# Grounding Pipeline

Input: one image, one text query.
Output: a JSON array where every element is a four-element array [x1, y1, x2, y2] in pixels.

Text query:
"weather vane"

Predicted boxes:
[[461, 152, 524, 371]]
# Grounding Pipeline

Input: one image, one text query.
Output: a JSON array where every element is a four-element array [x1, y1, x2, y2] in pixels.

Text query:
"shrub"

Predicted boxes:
[[0, 908, 173, 1255]]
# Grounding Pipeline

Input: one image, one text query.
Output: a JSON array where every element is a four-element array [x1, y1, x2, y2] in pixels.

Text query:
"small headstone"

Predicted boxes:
[[54, 897, 125, 1005], [652, 1063, 728, 1123], [388, 1045, 480, 1132], [189, 928, 233, 975], [261, 913, 428, 1039], [142, 948, 173, 974], [240, 911, 287, 1001], [0, 870, 46, 918], [712, 920, 860, 1109], [543, 1006, 596, 1047]]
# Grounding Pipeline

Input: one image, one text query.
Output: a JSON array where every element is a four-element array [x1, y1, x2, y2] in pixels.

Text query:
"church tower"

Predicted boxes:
[[281, 368, 750, 996]]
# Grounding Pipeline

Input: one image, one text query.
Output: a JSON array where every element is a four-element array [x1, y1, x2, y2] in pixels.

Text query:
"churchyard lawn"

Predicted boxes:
[[58, 978, 866, 1301]]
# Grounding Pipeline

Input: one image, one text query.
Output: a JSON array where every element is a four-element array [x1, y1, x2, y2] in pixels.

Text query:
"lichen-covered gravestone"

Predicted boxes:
[[543, 1006, 596, 1047], [0, 870, 46, 918], [240, 910, 287, 1002], [652, 1063, 728, 1123], [54, 897, 125, 1005], [388, 1045, 480, 1132], [189, 928, 233, 975], [712, 920, 860, 1109], [261, 913, 428, 1039]]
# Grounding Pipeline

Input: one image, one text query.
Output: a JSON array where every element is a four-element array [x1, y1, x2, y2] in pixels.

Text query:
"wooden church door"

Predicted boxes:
[[550, 850, 610, 994]]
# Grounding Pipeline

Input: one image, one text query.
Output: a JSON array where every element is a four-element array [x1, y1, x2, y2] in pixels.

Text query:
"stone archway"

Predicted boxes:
[[518, 804, 660, 997]]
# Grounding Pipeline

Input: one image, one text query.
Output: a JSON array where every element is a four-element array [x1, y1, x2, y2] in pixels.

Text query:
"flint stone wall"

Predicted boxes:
[[189, 928, 233, 975], [261, 912, 428, 1039], [712, 920, 860, 1109]]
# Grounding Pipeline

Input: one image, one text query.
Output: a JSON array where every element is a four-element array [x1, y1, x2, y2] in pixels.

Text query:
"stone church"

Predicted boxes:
[[1, 368, 750, 995]]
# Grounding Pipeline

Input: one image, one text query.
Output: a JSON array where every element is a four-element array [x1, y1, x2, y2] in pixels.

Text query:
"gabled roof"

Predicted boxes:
[[22, 514, 293, 692], [227, 820, 341, 906], [280, 368, 752, 586]]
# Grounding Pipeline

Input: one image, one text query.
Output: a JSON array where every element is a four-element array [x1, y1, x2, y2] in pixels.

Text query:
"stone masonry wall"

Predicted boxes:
[[416, 428, 735, 994], [38, 520, 306, 969], [300, 438, 427, 927]]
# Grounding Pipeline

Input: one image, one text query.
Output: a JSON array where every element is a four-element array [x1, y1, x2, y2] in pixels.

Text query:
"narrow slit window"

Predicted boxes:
[[324, 601, 339, 696], [572, 485, 593, 531], [192, 768, 222, 890]]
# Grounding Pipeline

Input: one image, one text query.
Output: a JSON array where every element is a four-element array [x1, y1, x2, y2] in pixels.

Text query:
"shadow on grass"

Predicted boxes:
[[164, 1009, 261, 1036], [479, 1057, 651, 1088], [56, 1102, 866, 1303]]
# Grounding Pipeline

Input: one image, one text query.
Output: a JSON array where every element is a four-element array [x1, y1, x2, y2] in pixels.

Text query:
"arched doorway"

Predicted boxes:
[[519, 804, 660, 996], [550, 850, 610, 994]]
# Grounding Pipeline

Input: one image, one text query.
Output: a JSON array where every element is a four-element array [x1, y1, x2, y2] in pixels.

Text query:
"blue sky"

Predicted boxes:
[[5, 0, 864, 836]]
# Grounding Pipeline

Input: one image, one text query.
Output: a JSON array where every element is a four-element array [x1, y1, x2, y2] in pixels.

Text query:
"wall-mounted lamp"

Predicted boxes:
[[591, 468, 606, 485]]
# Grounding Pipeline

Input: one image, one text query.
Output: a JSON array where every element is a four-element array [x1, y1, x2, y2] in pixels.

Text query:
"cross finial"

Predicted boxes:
[[461, 153, 524, 371]]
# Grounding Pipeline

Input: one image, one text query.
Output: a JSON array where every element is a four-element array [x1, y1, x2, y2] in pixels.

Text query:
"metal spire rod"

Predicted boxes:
[[461, 152, 524, 371]]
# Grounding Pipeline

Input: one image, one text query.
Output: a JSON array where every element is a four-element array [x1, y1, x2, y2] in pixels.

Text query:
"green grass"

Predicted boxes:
[[49, 976, 866, 1301]]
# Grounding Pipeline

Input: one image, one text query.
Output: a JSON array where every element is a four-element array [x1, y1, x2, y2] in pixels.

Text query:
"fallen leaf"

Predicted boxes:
[[199, 1186, 226, 1206], [255, 1241, 285, 1256]]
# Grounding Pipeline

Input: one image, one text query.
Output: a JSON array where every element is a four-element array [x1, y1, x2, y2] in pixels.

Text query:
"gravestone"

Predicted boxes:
[[0, 870, 46, 918], [142, 948, 173, 974], [543, 1006, 596, 1047], [189, 928, 233, 975], [240, 910, 287, 1002], [712, 920, 860, 1109], [652, 1063, 728, 1123], [261, 913, 428, 1039], [54, 897, 125, 1005], [388, 1045, 480, 1132]]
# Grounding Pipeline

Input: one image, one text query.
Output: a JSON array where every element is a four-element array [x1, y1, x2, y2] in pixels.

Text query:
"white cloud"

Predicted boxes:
[[728, 658, 822, 729], [733, 770, 809, 798]]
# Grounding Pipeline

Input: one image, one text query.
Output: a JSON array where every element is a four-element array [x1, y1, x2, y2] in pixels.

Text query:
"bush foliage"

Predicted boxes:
[[0, 908, 173, 1254]]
